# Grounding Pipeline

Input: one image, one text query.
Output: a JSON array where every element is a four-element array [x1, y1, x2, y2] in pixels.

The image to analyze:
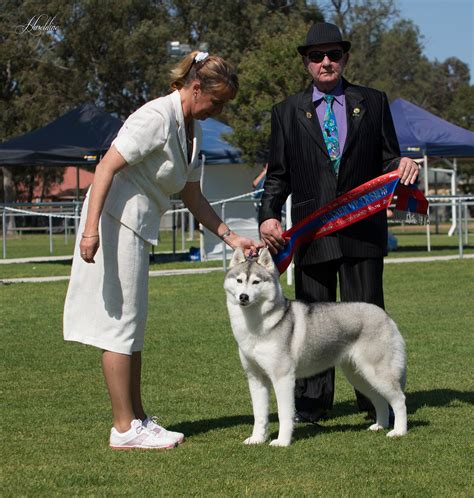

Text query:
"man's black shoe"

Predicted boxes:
[[294, 410, 329, 424]]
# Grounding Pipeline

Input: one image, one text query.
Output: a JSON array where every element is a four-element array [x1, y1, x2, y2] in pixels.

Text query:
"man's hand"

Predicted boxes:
[[259, 218, 287, 254], [397, 157, 420, 185]]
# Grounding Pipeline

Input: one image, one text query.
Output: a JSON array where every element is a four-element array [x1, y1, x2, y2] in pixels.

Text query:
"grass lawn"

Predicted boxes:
[[1, 260, 473, 496], [1, 225, 473, 280], [1, 229, 199, 259]]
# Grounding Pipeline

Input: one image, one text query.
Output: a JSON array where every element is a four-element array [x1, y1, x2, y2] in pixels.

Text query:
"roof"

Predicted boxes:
[[0, 103, 123, 165], [390, 98, 474, 158]]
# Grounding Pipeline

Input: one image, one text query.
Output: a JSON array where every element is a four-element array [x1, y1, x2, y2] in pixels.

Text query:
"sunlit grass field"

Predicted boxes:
[[1, 260, 473, 496]]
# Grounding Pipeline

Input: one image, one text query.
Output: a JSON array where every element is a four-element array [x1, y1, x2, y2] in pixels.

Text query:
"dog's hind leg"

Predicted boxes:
[[359, 368, 407, 437], [340, 363, 390, 431], [366, 378, 407, 437], [385, 390, 407, 437], [345, 362, 407, 437]]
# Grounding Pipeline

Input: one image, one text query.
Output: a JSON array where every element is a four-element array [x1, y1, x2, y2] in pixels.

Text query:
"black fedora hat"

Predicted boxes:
[[297, 22, 351, 56]]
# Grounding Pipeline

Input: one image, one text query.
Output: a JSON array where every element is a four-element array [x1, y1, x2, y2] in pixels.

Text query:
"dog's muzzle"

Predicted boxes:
[[239, 293, 250, 305]]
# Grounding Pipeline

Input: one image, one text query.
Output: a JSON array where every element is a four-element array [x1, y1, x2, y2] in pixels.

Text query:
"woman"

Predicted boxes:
[[64, 51, 260, 450]]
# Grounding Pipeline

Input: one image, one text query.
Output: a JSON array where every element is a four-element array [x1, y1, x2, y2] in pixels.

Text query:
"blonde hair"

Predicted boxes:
[[170, 51, 239, 98]]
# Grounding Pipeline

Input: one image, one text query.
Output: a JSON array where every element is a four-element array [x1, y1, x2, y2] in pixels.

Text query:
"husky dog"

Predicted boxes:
[[224, 248, 407, 447]]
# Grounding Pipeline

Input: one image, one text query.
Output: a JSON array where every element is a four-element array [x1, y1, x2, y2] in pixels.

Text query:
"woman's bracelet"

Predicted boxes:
[[82, 233, 99, 239], [219, 228, 232, 240]]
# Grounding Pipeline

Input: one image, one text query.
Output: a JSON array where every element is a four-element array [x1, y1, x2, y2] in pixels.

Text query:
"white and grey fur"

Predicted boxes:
[[224, 248, 407, 447]]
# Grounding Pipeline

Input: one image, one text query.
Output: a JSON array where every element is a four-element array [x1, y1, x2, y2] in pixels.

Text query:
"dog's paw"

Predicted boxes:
[[368, 423, 386, 432], [243, 435, 266, 445], [269, 438, 291, 447], [386, 428, 407, 438]]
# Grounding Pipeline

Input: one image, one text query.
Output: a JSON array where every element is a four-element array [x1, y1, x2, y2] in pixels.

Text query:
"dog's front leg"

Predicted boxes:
[[244, 372, 271, 444], [240, 354, 270, 445], [270, 373, 295, 447]]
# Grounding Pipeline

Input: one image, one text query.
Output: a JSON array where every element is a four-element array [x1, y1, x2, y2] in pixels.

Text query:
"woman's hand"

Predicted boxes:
[[78, 146, 127, 264], [225, 232, 263, 257], [79, 234, 100, 263]]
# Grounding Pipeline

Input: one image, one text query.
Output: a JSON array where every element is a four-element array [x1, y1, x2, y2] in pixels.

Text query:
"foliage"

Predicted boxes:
[[226, 20, 314, 163], [1, 0, 176, 200], [227, 0, 474, 189], [1, 0, 473, 194]]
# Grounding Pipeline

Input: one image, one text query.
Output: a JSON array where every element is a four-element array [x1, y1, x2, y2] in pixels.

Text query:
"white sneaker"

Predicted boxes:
[[109, 419, 177, 450], [143, 416, 185, 445]]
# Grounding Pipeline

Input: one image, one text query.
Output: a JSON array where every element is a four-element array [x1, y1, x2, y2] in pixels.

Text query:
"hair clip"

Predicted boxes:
[[194, 52, 209, 63]]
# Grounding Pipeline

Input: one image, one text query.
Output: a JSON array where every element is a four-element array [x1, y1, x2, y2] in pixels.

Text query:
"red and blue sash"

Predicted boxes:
[[274, 171, 429, 274]]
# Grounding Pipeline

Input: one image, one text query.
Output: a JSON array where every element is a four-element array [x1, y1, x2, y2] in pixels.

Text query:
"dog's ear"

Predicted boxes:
[[229, 248, 246, 268], [257, 247, 275, 272]]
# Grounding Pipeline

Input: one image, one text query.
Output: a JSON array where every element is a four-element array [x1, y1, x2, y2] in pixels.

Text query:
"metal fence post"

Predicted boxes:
[[49, 215, 54, 254], [172, 210, 176, 254], [74, 203, 79, 237], [221, 202, 227, 272], [181, 209, 185, 251], [464, 204, 469, 245], [457, 200, 463, 259], [2, 209, 6, 259]]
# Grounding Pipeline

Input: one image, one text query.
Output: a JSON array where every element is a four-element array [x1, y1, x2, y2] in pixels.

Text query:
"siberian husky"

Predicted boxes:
[[224, 248, 407, 447]]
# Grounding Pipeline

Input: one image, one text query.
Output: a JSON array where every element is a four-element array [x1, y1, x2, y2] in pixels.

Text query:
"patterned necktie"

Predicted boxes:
[[322, 94, 341, 176]]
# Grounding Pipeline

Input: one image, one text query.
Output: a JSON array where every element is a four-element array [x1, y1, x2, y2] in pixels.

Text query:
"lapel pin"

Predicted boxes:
[[306, 111, 312, 119], [352, 107, 361, 117]]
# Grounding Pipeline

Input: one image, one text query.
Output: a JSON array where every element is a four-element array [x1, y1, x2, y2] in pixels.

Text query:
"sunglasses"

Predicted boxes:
[[307, 49, 344, 63]]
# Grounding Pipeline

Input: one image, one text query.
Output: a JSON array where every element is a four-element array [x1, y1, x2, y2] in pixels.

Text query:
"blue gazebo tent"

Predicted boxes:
[[390, 98, 474, 242], [199, 118, 242, 164], [0, 103, 123, 166], [390, 98, 474, 158], [0, 108, 241, 167]]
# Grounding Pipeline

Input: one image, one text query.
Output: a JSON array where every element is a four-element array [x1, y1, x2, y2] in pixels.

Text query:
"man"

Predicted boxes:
[[259, 22, 419, 423]]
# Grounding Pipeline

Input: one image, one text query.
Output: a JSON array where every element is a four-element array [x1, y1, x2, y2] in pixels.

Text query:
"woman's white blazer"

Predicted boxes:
[[103, 90, 202, 245]]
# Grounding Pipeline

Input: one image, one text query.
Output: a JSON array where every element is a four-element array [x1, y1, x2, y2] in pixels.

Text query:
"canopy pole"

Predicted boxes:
[[423, 154, 431, 252], [448, 159, 457, 237], [199, 155, 206, 262]]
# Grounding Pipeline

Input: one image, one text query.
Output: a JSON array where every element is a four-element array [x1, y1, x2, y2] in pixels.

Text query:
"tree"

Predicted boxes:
[[169, 0, 321, 66], [226, 21, 314, 163], [0, 0, 73, 204], [1, 0, 176, 202]]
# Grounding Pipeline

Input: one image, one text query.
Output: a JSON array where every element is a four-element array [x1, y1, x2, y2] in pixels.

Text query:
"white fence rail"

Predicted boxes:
[[1, 193, 473, 261]]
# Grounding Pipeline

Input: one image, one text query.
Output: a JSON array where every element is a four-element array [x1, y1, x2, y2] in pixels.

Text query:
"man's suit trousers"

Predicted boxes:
[[294, 257, 385, 419]]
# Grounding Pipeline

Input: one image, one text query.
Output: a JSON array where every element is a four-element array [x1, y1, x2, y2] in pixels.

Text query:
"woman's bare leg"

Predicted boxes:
[[102, 351, 136, 432]]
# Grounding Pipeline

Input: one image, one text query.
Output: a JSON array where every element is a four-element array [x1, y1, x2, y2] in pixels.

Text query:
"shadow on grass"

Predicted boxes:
[[406, 388, 474, 412], [173, 389, 472, 438]]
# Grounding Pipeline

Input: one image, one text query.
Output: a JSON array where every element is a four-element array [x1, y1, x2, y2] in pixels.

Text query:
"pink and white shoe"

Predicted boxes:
[[109, 419, 177, 450], [143, 416, 185, 445]]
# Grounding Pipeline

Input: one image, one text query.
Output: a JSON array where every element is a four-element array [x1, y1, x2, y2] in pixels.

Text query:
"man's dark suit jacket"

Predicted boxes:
[[259, 78, 401, 265]]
